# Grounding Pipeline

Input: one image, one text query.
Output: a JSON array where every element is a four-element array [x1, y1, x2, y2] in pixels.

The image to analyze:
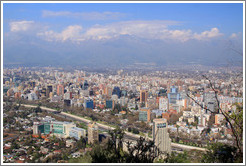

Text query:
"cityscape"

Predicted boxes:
[[1, 2, 244, 164]]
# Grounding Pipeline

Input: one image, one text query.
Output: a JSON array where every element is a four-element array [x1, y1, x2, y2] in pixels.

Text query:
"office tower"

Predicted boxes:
[[139, 107, 151, 122], [82, 80, 89, 90], [57, 84, 64, 96], [167, 86, 181, 104], [153, 118, 171, 155], [84, 99, 94, 110], [112, 86, 121, 98], [88, 122, 99, 144], [106, 100, 113, 109], [139, 111, 148, 122], [159, 97, 169, 111], [140, 90, 148, 107]]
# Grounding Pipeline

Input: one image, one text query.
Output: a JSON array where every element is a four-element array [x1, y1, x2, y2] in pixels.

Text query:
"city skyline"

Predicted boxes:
[[2, 2, 244, 67]]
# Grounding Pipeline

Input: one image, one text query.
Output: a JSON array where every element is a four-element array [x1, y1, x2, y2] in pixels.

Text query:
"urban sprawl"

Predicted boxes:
[[2, 67, 243, 163]]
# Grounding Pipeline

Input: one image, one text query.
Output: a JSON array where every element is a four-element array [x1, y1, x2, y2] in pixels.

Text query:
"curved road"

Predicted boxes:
[[22, 104, 206, 152]]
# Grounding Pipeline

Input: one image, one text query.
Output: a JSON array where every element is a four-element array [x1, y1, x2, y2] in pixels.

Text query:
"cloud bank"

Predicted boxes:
[[31, 20, 223, 42]]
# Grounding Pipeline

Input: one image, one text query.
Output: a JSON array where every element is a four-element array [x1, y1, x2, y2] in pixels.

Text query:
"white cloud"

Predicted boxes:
[[229, 32, 242, 39], [37, 25, 83, 42], [82, 22, 222, 42], [9, 21, 35, 32], [230, 33, 237, 38], [193, 28, 223, 40], [60, 25, 83, 41], [84, 20, 181, 40], [42, 10, 125, 20], [36, 21, 224, 43]]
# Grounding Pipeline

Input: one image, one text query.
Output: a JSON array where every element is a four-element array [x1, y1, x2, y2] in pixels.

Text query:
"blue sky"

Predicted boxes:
[[3, 3, 243, 34], [3, 2, 244, 66]]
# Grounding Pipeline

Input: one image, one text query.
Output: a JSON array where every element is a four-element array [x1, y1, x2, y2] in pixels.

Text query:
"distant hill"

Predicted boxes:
[[3, 35, 242, 68]]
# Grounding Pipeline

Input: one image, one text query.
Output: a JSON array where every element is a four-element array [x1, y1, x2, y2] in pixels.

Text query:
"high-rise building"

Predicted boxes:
[[57, 84, 64, 96], [153, 118, 171, 155], [140, 90, 148, 107], [139, 111, 148, 122], [84, 99, 94, 110], [88, 122, 99, 144], [159, 97, 169, 111], [46, 85, 53, 97], [41, 88, 47, 97], [215, 114, 224, 125], [168, 86, 181, 104], [112, 86, 121, 98], [139, 107, 151, 122], [106, 87, 112, 97], [82, 80, 89, 90], [106, 100, 113, 109]]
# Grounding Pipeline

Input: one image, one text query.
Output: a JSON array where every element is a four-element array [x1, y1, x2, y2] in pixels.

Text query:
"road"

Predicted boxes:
[[21, 104, 206, 152]]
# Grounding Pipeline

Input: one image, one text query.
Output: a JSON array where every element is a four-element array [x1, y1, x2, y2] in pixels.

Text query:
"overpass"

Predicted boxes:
[[21, 104, 206, 152]]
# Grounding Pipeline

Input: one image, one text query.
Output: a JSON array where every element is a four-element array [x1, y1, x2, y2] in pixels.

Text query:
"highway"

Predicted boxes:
[[21, 104, 207, 152]]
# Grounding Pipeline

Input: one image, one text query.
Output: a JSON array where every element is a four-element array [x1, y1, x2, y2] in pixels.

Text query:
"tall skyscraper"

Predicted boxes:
[[153, 118, 171, 155], [112, 86, 121, 98], [88, 122, 99, 144], [57, 84, 64, 96], [140, 90, 148, 107], [168, 86, 181, 104], [159, 96, 169, 111]]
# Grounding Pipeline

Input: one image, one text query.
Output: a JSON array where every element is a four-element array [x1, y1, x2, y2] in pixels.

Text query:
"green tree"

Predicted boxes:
[[107, 127, 125, 162], [187, 76, 243, 159], [164, 151, 190, 163], [89, 127, 126, 163], [201, 142, 238, 163], [34, 105, 42, 114], [77, 136, 87, 149], [132, 128, 139, 134], [68, 153, 92, 163], [176, 125, 180, 142], [125, 136, 159, 163]]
